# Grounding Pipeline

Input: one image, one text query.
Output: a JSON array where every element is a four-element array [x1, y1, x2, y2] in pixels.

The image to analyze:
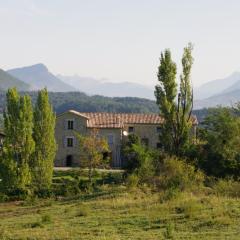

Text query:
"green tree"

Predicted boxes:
[[0, 88, 34, 193], [76, 129, 109, 183], [122, 134, 142, 172], [32, 88, 57, 192], [199, 107, 240, 177], [17, 95, 35, 189], [155, 43, 194, 156], [123, 134, 155, 182]]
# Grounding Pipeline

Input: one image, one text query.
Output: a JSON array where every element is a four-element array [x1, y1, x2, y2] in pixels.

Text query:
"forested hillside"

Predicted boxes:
[[0, 91, 159, 114]]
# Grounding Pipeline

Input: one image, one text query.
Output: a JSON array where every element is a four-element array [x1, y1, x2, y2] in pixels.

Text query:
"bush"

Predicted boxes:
[[53, 178, 81, 197], [101, 172, 124, 185], [176, 199, 202, 218], [213, 179, 240, 198], [35, 188, 53, 198], [123, 134, 155, 184], [7, 188, 32, 201], [159, 187, 180, 202], [155, 156, 205, 192], [126, 174, 139, 188], [0, 193, 9, 202], [21, 194, 39, 206], [78, 179, 93, 193]]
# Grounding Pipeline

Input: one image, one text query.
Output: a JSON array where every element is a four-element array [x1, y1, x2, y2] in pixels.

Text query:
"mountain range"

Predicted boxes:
[[194, 72, 240, 109], [1, 63, 240, 109], [0, 63, 154, 99], [194, 72, 240, 100], [57, 75, 154, 99]]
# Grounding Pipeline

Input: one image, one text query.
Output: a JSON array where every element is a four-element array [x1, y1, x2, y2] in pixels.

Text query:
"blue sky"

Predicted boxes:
[[0, 0, 240, 87]]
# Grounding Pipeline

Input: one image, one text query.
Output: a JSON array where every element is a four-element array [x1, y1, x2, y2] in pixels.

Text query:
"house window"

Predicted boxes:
[[141, 138, 149, 147], [156, 126, 162, 133], [108, 134, 114, 145], [67, 120, 74, 130], [128, 126, 134, 133], [156, 142, 162, 149], [67, 137, 74, 147]]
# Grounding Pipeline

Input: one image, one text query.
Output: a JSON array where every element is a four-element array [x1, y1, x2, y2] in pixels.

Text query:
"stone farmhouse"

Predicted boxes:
[[55, 110, 198, 168]]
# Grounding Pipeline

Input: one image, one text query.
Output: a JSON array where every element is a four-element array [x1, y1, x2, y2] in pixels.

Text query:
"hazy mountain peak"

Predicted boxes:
[[194, 71, 240, 109], [195, 72, 240, 100], [8, 64, 76, 92], [9, 63, 48, 73], [28, 63, 48, 72]]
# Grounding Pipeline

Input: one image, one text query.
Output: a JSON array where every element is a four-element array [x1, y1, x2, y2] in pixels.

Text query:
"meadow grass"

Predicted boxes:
[[0, 185, 240, 240]]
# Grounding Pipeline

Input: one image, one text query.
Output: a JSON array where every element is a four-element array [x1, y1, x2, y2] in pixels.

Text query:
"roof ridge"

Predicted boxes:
[[78, 112, 160, 115]]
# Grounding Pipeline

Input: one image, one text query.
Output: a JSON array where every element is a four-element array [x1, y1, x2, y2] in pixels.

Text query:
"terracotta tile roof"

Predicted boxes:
[[79, 112, 165, 128], [58, 110, 198, 129]]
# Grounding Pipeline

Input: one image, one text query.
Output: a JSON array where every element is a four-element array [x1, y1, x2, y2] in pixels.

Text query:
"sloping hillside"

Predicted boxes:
[[0, 69, 30, 91]]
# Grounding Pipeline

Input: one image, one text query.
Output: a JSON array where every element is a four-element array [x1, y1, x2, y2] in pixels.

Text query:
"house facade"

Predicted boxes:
[[55, 110, 197, 168]]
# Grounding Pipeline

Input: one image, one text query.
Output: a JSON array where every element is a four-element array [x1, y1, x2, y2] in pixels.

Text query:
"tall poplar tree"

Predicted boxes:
[[155, 43, 194, 155], [155, 49, 177, 154], [32, 88, 56, 191], [0, 88, 19, 192], [0, 88, 34, 192], [177, 43, 194, 152]]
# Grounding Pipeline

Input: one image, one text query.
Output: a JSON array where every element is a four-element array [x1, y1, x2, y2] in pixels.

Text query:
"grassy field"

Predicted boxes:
[[0, 170, 240, 240]]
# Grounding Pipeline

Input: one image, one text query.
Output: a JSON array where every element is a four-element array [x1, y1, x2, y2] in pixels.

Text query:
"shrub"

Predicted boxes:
[[176, 199, 202, 218], [78, 179, 93, 193], [7, 188, 32, 201], [21, 194, 39, 206], [213, 178, 240, 198], [35, 188, 53, 198], [101, 172, 124, 185], [0, 193, 9, 203], [159, 187, 180, 202], [53, 178, 81, 197], [123, 134, 155, 182], [126, 174, 139, 188], [155, 156, 205, 192]]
